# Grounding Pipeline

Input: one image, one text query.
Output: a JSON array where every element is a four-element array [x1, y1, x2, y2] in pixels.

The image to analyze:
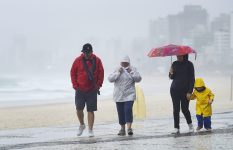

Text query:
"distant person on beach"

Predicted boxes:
[[169, 54, 195, 134], [189, 78, 215, 131], [70, 43, 104, 137], [108, 55, 142, 136]]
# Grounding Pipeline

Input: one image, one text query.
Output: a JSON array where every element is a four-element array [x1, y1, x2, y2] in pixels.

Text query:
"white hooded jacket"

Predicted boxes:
[[108, 56, 142, 102]]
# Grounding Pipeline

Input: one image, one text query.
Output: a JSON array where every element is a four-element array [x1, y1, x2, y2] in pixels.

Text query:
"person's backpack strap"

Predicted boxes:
[[90, 56, 96, 76], [81, 56, 100, 95], [82, 57, 94, 81]]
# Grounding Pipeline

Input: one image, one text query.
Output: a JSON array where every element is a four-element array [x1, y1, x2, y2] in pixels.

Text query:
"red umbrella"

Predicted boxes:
[[148, 44, 196, 58]]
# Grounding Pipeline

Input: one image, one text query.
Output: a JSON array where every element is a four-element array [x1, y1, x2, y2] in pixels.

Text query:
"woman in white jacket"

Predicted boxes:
[[108, 55, 142, 136]]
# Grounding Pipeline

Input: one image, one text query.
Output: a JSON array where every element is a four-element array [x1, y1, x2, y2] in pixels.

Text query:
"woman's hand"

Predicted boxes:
[[186, 93, 191, 100], [126, 67, 132, 73], [169, 67, 174, 74], [118, 67, 123, 73]]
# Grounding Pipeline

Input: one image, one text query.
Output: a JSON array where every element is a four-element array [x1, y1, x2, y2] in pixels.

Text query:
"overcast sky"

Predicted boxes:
[[0, 0, 232, 42]]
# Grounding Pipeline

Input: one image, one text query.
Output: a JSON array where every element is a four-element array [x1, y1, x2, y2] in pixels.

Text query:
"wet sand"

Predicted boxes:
[[0, 100, 117, 130]]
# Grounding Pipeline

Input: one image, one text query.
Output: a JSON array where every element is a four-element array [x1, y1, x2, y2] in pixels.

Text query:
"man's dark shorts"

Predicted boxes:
[[75, 89, 97, 112]]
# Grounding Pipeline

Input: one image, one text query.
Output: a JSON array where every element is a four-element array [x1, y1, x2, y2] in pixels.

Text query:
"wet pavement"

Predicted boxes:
[[1, 111, 233, 150]]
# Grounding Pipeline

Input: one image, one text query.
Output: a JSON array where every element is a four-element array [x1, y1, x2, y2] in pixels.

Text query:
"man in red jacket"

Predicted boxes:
[[70, 43, 104, 137]]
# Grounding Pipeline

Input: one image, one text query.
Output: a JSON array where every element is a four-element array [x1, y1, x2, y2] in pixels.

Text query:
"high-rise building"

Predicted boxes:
[[213, 30, 231, 64], [168, 5, 209, 48], [230, 12, 233, 49], [230, 12, 233, 64], [9, 35, 28, 68], [211, 14, 231, 65], [168, 14, 183, 44], [211, 13, 230, 32], [149, 17, 169, 46]]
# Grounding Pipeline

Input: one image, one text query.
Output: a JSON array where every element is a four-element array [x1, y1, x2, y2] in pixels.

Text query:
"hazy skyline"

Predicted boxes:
[[0, 0, 232, 42], [0, 0, 232, 75]]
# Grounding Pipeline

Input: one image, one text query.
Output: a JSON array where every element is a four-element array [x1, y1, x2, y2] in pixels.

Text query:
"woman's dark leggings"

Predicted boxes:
[[170, 89, 192, 129]]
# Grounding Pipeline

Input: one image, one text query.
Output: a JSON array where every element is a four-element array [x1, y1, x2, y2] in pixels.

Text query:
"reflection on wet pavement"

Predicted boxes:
[[1, 111, 233, 150]]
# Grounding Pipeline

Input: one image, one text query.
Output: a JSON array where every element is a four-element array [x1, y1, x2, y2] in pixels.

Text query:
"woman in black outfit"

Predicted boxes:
[[169, 54, 195, 134]]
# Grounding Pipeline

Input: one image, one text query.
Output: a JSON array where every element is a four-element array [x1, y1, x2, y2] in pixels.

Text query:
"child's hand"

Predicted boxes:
[[209, 99, 213, 104]]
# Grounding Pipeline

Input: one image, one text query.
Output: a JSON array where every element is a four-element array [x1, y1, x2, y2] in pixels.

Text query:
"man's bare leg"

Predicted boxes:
[[76, 110, 86, 136], [77, 110, 84, 125], [88, 111, 94, 130]]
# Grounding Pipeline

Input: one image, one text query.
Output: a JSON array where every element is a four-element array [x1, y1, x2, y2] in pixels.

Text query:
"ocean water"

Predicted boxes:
[[0, 74, 174, 107], [0, 75, 114, 107]]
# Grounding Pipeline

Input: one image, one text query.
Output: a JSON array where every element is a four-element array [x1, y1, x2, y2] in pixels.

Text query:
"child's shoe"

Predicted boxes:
[[206, 128, 212, 132]]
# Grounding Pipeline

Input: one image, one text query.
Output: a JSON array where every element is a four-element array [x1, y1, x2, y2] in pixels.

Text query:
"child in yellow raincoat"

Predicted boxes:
[[189, 78, 214, 131]]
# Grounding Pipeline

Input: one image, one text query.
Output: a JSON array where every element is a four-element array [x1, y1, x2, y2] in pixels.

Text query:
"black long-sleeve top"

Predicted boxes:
[[169, 60, 195, 93]]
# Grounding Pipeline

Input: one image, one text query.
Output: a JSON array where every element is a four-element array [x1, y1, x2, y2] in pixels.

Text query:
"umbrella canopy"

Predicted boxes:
[[148, 44, 196, 57]]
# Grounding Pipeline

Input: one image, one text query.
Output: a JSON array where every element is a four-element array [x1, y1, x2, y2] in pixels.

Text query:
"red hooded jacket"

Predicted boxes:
[[70, 53, 104, 92]]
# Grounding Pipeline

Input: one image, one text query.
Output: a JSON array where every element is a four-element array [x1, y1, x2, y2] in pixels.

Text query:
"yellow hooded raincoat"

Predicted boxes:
[[190, 78, 215, 117]]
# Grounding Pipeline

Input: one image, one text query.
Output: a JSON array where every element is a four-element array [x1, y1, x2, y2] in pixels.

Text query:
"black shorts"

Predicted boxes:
[[75, 89, 97, 112]]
